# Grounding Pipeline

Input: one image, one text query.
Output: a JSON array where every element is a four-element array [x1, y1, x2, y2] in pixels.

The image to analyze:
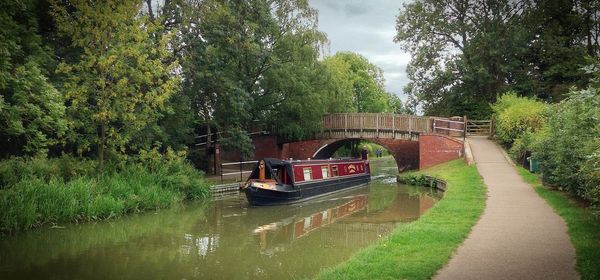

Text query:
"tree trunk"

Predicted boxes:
[[99, 123, 106, 171], [585, 0, 594, 56], [206, 124, 213, 174]]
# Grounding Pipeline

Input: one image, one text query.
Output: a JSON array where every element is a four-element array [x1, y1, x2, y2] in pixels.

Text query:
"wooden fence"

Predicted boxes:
[[320, 113, 433, 139], [466, 120, 493, 136]]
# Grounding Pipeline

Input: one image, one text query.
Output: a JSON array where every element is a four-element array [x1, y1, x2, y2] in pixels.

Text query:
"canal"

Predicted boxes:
[[0, 157, 441, 279]]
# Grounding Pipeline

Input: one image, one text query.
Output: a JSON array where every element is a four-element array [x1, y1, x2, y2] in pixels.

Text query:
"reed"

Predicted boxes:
[[0, 157, 210, 235]]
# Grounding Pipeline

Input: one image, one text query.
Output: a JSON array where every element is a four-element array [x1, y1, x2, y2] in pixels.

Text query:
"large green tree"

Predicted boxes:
[[0, 0, 67, 157], [52, 0, 178, 169], [322, 52, 401, 113], [395, 0, 599, 117], [177, 0, 328, 156]]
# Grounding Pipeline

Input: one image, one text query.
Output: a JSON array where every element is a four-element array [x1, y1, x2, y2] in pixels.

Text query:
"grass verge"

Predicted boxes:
[[516, 167, 600, 280], [315, 159, 486, 280]]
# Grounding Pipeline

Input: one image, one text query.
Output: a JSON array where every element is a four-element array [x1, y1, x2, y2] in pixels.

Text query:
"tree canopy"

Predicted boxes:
[[322, 52, 409, 114], [395, 0, 599, 117], [0, 0, 407, 171]]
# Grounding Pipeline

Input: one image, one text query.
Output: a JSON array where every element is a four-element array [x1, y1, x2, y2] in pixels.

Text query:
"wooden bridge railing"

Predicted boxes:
[[320, 113, 434, 140]]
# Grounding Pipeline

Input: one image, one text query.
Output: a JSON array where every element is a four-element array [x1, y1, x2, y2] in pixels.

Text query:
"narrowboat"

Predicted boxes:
[[242, 158, 371, 205]]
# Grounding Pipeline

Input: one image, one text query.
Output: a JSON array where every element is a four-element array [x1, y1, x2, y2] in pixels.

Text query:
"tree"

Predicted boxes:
[[52, 0, 178, 169], [322, 52, 398, 113], [0, 0, 67, 157], [395, 0, 599, 118], [177, 0, 328, 154]]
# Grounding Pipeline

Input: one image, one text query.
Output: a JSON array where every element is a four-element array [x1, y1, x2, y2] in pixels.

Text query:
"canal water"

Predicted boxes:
[[0, 157, 441, 279]]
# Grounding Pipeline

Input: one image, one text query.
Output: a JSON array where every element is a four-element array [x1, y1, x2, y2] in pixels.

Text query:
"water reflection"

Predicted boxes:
[[1, 161, 441, 280]]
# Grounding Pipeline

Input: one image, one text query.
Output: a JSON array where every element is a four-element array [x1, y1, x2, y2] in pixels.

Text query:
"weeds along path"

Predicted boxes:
[[434, 137, 578, 280]]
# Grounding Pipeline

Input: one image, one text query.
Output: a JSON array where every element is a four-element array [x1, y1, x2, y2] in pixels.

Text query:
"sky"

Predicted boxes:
[[309, 0, 412, 101]]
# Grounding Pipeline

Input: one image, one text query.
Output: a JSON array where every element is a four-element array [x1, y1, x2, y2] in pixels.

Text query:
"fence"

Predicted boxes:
[[466, 120, 493, 136], [432, 117, 466, 139], [219, 160, 258, 183], [321, 113, 433, 139]]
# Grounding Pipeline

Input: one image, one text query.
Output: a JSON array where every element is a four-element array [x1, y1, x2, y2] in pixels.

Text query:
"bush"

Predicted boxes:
[[532, 89, 600, 211], [492, 92, 548, 147], [0, 152, 210, 234], [0, 155, 96, 189]]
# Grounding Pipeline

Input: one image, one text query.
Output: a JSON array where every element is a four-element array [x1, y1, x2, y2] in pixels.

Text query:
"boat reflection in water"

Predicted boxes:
[[253, 195, 368, 252], [249, 184, 438, 256]]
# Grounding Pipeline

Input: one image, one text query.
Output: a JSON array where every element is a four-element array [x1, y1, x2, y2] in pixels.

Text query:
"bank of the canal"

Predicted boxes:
[[316, 159, 486, 280], [0, 156, 441, 279]]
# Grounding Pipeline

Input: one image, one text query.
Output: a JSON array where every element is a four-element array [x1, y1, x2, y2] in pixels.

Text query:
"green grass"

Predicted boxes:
[[0, 157, 211, 235], [315, 159, 486, 280], [516, 167, 600, 280]]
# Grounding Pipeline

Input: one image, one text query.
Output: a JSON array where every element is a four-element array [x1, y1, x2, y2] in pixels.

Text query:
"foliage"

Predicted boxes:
[[0, 155, 96, 189], [397, 173, 437, 187], [51, 0, 179, 169], [0, 1, 67, 157], [322, 52, 400, 113], [491, 92, 548, 148], [532, 87, 600, 211], [395, 0, 597, 117], [316, 160, 486, 280], [516, 167, 600, 280], [174, 0, 329, 153], [0, 155, 209, 234]]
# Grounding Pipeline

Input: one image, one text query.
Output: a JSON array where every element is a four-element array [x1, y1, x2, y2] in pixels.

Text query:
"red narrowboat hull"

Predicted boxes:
[[243, 158, 371, 206]]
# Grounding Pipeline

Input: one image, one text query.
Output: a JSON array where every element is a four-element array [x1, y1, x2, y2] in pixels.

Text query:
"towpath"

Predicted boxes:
[[434, 136, 578, 279]]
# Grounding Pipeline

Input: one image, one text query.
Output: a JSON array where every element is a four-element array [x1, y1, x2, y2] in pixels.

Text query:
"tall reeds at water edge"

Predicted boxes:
[[0, 156, 210, 235]]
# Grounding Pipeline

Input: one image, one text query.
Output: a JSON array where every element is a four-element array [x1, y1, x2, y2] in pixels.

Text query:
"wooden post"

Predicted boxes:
[[392, 114, 396, 139], [463, 115, 467, 140], [329, 115, 333, 137], [360, 115, 364, 137], [344, 114, 347, 135], [376, 114, 379, 138]]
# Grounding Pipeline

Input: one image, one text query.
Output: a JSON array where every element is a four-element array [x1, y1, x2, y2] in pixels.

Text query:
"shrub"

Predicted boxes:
[[533, 88, 600, 212], [492, 92, 548, 147], [0, 155, 96, 189], [491, 92, 548, 163]]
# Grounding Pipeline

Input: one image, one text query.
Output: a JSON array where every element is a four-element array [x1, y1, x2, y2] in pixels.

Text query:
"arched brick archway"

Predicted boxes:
[[284, 138, 420, 171]]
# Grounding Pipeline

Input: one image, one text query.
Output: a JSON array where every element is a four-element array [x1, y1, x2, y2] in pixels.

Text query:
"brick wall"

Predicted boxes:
[[220, 134, 461, 171], [419, 134, 464, 169]]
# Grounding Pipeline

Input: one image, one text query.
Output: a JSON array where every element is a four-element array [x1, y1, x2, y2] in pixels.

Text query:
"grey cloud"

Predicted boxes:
[[343, 3, 368, 16], [310, 0, 412, 100]]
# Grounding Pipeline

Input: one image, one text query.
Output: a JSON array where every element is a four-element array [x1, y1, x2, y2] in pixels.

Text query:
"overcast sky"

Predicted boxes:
[[309, 0, 411, 101]]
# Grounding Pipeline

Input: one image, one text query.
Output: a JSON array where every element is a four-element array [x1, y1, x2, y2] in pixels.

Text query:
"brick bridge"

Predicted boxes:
[[246, 113, 467, 171]]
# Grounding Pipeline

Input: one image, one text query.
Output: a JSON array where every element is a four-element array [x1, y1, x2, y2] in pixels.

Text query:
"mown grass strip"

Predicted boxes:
[[516, 167, 600, 280], [315, 159, 486, 280]]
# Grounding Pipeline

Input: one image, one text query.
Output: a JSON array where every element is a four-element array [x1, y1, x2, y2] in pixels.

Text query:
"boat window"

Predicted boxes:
[[331, 166, 338, 177], [321, 166, 329, 178], [303, 167, 312, 181]]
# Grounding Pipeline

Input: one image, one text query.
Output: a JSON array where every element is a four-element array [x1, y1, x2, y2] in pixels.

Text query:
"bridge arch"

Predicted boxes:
[[309, 138, 420, 172], [284, 138, 419, 171]]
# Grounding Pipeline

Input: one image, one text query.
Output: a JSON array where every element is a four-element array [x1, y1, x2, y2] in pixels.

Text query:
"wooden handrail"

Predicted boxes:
[[322, 113, 433, 134]]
